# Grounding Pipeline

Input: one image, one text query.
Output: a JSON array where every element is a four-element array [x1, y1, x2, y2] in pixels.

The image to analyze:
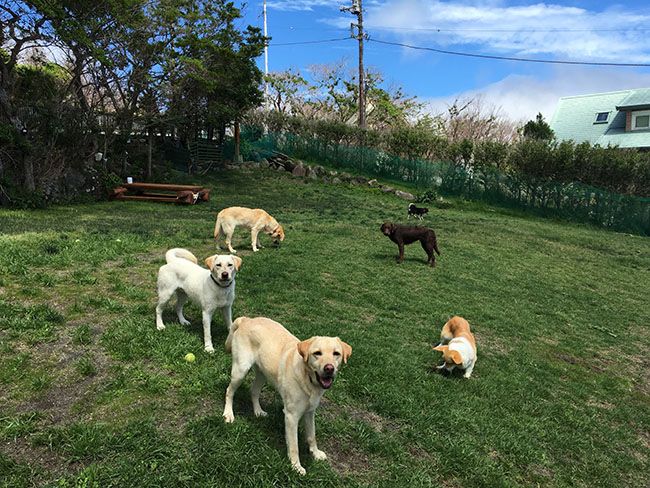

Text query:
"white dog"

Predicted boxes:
[[223, 316, 351, 475], [155, 248, 242, 353]]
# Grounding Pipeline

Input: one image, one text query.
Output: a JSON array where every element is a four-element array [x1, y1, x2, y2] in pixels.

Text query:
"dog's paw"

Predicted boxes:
[[254, 408, 268, 418], [292, 463, 306, 476], [204, 345, 215, 354], [229, 249, 237, 254], [252, 248, 259, 252], [179, 318, 190, 326], [223, 412, 235, 423], [311, 449, 327, 461], [156, 324, 166, 331]]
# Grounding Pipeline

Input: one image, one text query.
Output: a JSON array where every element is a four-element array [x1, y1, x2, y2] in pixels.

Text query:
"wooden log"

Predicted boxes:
[[115, 195, 178, 202], [123, 182, 204, 191]]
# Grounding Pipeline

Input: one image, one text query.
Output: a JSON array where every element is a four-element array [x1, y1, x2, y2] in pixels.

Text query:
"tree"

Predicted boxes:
[[264, 69, 308, 115], [164, 0, 265, 146], [1, 0, 266, 201], [443, 97, 519, 143], [522, 112, 554, 141]]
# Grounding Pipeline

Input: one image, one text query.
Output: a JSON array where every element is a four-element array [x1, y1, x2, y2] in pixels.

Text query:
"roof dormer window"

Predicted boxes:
[[632, 110, 650, 130], [594, 112, 609, 123]]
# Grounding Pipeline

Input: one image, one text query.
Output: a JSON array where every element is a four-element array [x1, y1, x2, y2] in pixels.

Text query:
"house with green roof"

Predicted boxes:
[[550, 88, 650, 149]]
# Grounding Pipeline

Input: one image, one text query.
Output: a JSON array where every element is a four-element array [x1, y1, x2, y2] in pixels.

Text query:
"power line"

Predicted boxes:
[[368, 38, 650, 67], [371, 25, 650, 33], [269, 37, 351, 46]]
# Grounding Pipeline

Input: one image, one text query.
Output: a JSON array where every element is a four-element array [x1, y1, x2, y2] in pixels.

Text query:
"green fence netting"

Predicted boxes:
[[225, 129, 650, 236]]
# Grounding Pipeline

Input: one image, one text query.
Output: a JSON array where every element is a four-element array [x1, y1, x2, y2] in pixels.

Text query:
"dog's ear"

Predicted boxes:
[[297, 338, 314, 362], [432, 345, 448, 353], [232, 255, 242, 271], [449, 350, 463, 365], [204, 255, 216, 270], [337, 338, 352, 364]]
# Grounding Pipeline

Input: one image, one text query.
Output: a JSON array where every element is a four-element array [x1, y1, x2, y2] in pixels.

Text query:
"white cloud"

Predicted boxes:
[[423, 67, 650, 122], [267, 0, 340, 12], [318, 1, 650, 63]]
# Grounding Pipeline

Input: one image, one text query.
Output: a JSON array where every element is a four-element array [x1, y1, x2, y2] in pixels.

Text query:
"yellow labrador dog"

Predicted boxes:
[[222, 317, 351, 475], [155, 248, 242, 353], [214, 206, 285, 253]]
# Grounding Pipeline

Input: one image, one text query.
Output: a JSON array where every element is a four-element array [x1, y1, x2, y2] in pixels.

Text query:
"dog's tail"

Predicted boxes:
[[214, 212, 223, 241], [433, 235, 441, 256], [225, 317, 246, 353], [165, 248, 198, 264]]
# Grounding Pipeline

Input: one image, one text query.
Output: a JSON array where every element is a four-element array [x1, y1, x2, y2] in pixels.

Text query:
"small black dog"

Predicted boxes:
[[380, 222, 440, 267], [407, 203, 429, 220]]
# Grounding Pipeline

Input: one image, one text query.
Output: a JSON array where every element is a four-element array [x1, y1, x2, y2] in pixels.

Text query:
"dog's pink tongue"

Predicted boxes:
[[320, 377, 333, 389]]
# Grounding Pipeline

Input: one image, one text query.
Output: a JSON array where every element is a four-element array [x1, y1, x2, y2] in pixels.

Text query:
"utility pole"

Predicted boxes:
[[263, 0, 269, 110], [341, 0, 366, 129]]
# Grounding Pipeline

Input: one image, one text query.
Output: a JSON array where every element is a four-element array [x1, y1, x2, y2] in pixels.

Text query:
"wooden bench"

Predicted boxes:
[[111, 182, 210, 205]]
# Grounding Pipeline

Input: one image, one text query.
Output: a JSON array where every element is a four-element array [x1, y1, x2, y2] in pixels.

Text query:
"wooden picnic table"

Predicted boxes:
[[111, 182, 210, 204], [123, 182, 205, 192]]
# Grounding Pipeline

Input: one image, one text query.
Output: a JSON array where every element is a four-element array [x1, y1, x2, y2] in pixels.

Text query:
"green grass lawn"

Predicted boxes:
[[1, 168, 648, 487]]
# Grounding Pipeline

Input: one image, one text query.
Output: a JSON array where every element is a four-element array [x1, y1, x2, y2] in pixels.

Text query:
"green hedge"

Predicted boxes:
[[238, 128, 650, 235], [243, 113, 650, 198]]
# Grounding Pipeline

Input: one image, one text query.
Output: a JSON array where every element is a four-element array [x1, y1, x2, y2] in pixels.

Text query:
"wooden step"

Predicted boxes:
[[114, 195, 177, 202]]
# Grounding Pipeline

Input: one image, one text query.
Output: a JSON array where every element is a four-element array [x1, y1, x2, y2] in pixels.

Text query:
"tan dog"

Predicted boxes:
[[222, 317, 351, 475], [214, 206, 285, 253], [433, 316, 477, 378], [155, 248, 242, 353]]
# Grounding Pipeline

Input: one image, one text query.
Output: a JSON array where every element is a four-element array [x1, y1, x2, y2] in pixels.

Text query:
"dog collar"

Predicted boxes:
[[210, 274, 233, 288]]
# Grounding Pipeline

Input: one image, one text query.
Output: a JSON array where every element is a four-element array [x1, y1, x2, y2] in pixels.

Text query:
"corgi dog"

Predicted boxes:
[[433, 316, 477, 378]]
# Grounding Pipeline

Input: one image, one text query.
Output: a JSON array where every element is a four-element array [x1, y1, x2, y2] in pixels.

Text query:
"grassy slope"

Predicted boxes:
[[0, 169, 648, 488]]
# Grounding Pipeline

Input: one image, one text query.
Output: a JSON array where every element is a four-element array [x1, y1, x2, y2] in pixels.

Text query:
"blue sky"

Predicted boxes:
[[240, 0, 650, 121]]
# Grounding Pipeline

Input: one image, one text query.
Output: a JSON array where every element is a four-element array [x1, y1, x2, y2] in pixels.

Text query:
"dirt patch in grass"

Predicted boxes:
[[21, 347, 112, 425], [321, 399, 401, 434], [345, 405, 400, 434], [324, 443, 373, 476], [553, 351, 613, 374], [475, 330, 512, 356], [529, 463, 555, 480], [4, 312, 115, 423], [0, 437, 83, 478], [586, 398, 615, 410]]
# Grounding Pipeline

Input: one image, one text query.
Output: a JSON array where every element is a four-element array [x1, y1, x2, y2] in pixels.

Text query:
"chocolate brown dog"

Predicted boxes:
[[380, 222, 440, 267]]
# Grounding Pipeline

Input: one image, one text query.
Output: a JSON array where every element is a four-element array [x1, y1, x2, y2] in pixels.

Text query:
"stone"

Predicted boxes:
[[381, 186, 394, 193], [276, 166, 286, 172], [292, 164, 306, 177], [332, 177, 341, 184], [395, 190, 416, 201], [368, 179, 378, 186]]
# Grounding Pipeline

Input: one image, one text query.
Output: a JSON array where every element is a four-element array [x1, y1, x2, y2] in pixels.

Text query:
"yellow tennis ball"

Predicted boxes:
[[184, 353, 196, 363]]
